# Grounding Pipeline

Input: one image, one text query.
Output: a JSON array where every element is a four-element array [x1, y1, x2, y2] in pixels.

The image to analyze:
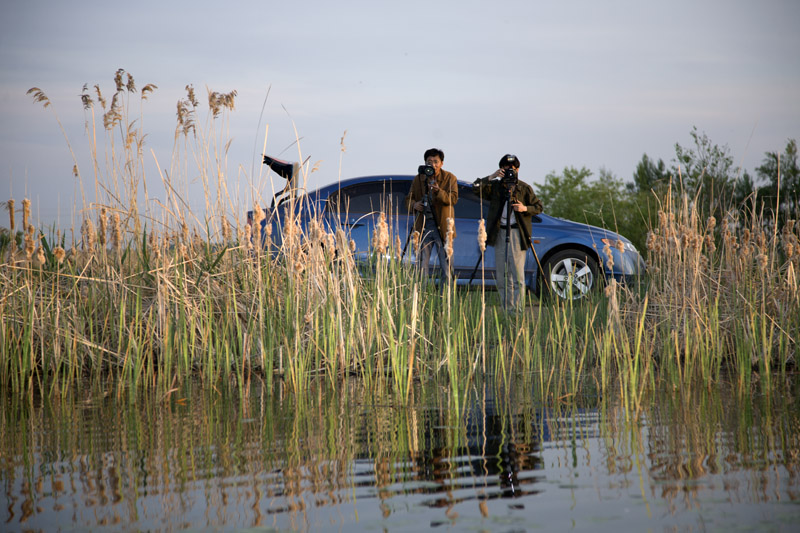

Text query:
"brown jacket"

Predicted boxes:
[[406, 169, 459, 239]]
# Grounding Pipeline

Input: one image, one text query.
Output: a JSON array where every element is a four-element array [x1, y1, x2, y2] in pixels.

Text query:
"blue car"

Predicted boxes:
[[249, 158, 645, 300]]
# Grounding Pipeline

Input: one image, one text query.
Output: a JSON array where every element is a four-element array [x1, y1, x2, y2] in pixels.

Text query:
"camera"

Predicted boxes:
[[502, 168, 518, 187], [418, 164, 435, 177]]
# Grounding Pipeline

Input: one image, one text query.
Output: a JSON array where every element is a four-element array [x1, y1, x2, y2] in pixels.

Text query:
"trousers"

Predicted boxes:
[[494, 227, 526, 311]]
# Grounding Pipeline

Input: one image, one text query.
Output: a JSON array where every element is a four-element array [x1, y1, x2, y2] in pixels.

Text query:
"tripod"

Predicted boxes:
[[401, 191, 450, 284], [469, 182, 540, 307], [468, 183, 513, 285]]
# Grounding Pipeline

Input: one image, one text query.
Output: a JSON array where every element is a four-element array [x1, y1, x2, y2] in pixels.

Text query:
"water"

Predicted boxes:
[[2, 377, 799, 532]]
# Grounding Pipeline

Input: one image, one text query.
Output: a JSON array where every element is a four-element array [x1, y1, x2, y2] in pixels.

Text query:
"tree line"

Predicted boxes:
[[535, 126, 799, 253]]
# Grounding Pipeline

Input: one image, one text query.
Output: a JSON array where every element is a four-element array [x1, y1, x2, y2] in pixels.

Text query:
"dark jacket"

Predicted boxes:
[[473, 177, 543, 250], [406, 169, 459, 239]]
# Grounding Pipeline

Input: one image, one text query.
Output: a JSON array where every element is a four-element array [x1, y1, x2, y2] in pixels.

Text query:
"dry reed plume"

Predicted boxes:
[[2, 70, 797, 401]]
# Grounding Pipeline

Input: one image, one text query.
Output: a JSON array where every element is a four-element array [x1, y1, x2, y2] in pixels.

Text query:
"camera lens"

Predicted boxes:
[[418, 164, 435, 177]]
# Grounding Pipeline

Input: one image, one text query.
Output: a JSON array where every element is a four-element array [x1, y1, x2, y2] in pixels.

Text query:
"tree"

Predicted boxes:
[[754, 139, 799, 222], [538, 166, 647, 252], [672, 127, 739, 217], [628, 153, 669, 195]]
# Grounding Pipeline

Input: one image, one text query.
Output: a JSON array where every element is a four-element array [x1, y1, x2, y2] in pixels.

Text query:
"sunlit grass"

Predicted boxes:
[[1, 71, 798, 403]]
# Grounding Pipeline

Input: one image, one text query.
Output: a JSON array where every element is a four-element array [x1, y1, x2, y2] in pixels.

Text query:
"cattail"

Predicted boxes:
[[192, 232, 204, 254], [444, 217, 454, 260], [53, 246, 66, 265], [754, 230, 767, 254], [24, 224, 35, 260], [98, 207, 108, 247], [284, 212, 298, 249], [615, 239, 625, 254], [394, 235, 402, 260], [252, 202, 264, 233], [81, 218, 95, 251], [32, 246, 46, 268], [335, 229, 348, 256], [704, 234, 716, 253], [757, 253, 768, 271], [308, 218, 323, 246], [658, 210, 668, 230], [411, 230, 420, 255], [375, 212, 389, 254], [603, 240, 614, 271], [221, 216, 231, 243], [22, 199, 30, 232], [7, 199, 14, 232], [477, 219, 487, 253], [243, 223, 253, 250], [149, 231, 161, 262], [349, 239, 356, 253], [646, 231, 656, 251], [111, 212, 122, 252]]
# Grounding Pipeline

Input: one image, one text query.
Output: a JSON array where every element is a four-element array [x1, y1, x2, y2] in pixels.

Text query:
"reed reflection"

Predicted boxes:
[[1, 377, 798, 531]]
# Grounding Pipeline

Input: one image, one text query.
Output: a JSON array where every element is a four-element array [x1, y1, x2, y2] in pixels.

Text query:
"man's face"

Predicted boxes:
[[425, 155, 443, 176]]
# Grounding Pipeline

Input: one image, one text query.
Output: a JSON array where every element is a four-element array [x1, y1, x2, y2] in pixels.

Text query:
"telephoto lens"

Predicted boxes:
[[503, 168, 518, 187], [418, 165, 435, 177]]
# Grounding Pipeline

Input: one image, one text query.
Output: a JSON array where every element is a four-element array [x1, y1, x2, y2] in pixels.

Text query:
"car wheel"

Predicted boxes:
[[541, 249, 599, 300]]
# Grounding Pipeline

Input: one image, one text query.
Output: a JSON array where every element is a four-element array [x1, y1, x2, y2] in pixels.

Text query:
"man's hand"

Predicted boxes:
[[413, 200, 424, 212], [512, 200, 526, 212]]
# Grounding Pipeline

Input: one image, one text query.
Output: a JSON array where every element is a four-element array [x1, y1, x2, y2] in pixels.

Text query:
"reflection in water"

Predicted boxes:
[[1, 378, 799, 531]]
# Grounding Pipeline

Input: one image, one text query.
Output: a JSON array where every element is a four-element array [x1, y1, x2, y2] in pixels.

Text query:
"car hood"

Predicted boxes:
[[537, 213, 634, 243]]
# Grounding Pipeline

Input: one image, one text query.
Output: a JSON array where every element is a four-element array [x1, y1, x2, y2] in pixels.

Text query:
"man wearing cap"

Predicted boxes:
[[473, 154, 543, 311]]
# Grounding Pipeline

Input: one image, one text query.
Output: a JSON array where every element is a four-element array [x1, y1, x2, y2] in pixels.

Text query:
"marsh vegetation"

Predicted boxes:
[[2, 71, 799, 403], [2, 68, 799, 531]]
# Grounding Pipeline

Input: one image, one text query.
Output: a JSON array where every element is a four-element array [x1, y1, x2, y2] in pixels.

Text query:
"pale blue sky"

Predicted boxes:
[[2, 0, 799, 228]]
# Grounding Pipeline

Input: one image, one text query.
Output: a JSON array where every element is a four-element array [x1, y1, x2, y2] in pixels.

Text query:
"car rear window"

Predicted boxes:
[[327, 181, 410, 215], [456, 186, 489, 220]]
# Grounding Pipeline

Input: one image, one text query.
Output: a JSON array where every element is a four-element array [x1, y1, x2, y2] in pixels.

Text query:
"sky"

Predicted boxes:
[[2, 0, 799, 229]]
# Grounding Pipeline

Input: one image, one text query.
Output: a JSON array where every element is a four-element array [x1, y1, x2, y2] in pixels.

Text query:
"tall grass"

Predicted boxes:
[[1, 71, 798, 402]]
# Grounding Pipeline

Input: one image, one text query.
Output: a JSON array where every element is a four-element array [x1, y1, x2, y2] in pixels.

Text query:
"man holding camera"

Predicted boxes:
[[406, 148, 459, 279], [473, 154, 543, 311]]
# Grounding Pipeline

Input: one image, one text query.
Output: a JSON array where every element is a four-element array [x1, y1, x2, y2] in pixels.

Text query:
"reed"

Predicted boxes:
[[2, 71, 798, 404]]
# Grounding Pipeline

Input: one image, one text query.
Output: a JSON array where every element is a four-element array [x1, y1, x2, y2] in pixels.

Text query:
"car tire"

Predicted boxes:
[[541, 249, 600, 301]]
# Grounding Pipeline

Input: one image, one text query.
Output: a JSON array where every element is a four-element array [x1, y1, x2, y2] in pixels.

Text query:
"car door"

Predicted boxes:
[[451, 184, 495, 282]]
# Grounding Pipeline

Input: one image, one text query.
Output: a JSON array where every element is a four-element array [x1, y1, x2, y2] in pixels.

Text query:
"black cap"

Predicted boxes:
[[499, 154, 520, 168]]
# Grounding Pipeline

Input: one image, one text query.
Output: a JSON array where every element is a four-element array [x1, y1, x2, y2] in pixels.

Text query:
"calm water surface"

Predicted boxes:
[[2, 377, 799, 532]]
